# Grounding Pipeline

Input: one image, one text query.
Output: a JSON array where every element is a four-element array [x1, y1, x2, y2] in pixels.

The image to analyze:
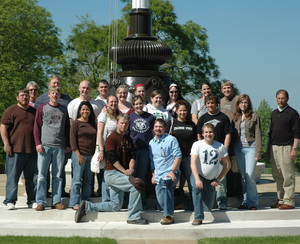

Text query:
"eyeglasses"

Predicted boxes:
[[170, 91, 178, 94], [29, 89, 38, 91]]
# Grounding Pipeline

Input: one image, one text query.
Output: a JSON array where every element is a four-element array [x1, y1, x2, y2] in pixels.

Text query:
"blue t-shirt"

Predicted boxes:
[[129, 112, 155, 150]]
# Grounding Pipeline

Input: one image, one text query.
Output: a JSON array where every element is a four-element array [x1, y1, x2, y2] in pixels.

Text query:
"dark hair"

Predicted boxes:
[[77, 101, 96, 126], [17, 87, 29, 96], [234, 94, 253, 121], [154, 119, 166, 128], [132, 95, 144, 104], [98, 79, 109, 86], [205, 94, 219, 105], [276, 89, 289, 99], [200, 81, 212, 90], [164, 83, 184, 106], [175, 99, 192, 121]]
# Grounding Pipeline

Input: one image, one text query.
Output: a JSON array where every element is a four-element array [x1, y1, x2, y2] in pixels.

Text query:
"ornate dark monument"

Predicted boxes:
[[109, 0, 172, 101]]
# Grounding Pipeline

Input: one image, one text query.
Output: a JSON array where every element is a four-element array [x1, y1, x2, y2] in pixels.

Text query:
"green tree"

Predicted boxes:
[[255, 99, 272, 167], [0, 0, 63, 170], [65, 0, 221, 98]]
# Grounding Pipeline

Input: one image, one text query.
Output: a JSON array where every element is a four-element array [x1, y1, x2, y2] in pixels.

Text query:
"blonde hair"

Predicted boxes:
[[221, 80, 234, 89], [106, 95, 120, 120], [49, 86, 61, 94], [116, 84, 128, 94]]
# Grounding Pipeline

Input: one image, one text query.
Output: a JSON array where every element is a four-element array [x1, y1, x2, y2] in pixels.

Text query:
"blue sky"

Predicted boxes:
[[38, 0, 300, 112]]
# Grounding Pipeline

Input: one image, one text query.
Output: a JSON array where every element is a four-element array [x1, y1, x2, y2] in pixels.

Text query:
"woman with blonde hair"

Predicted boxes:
[[233, 94, 262, 210], [116, 85, 134, 114]]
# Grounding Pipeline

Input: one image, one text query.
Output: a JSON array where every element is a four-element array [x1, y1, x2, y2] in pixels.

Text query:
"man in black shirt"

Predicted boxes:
[[269, 89, 300, 209]]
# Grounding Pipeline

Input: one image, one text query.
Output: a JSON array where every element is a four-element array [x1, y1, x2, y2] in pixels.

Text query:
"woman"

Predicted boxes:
[[116, 85, 134, 114], [97, 95, 120, 201], [134, 84, 146, 101], [191, 82, 212, 125], [69, 101, 97, 210], [233, 94, 262, 210], [164, 83, 185, 118], [166, 100, 196, 198], [145, 90, 172, 122], [129, 95, 155, 207]]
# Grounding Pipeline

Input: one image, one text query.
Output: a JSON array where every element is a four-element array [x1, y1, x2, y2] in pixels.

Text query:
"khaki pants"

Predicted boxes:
[[270, 145, 295, 206]]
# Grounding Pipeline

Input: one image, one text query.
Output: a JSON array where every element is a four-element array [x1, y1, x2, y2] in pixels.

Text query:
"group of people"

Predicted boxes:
[[1, 75, 299, 226]]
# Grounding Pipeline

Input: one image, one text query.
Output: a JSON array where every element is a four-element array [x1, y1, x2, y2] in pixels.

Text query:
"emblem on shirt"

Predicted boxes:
[[204, 119, 221, 127], [132, 118, 149, 133]]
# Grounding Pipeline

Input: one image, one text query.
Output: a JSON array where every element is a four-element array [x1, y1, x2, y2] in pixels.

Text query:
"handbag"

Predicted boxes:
[[91, 145, 106, 173]]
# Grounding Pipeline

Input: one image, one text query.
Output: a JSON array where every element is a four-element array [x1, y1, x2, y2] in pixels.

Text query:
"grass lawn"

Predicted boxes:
[[198, 236, 300, 244], [0, 236, 116, 244]]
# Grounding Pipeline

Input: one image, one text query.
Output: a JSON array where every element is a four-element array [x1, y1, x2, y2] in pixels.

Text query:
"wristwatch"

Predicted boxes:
[[215, 177, 221, 183], [292, 147, 297, 151]]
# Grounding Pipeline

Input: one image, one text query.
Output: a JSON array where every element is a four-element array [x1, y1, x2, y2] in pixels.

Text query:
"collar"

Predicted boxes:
[[208, 110, 220, 116], [278, 105, 289, 112], [153, 133, 167, 142]]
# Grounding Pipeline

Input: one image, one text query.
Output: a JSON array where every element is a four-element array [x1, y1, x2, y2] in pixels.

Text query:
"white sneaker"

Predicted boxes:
[[6, 203, 15, 210], [28, 202, 38, 209]]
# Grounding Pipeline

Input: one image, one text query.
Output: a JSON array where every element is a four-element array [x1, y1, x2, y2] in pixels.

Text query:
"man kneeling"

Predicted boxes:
[[75, 114, 148, 225], [190, 123, 231, 225]]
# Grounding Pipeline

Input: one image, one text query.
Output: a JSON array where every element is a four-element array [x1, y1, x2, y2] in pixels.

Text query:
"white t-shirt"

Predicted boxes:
[[190, 140, 228, 180], [144, 104, 172, 122], [98, 112, 117, 143], [95, 96, 107, 109], [67, 98, 103, 121]]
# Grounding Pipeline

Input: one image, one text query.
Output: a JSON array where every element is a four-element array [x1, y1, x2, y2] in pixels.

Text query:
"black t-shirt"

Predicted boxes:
[[166, 119, 196, 157], [196, 111, 232, 144]]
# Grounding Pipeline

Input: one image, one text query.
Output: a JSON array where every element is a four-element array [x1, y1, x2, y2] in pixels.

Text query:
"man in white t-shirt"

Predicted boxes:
[[68, 80, 103, 123], [190, 123, 231, 225]]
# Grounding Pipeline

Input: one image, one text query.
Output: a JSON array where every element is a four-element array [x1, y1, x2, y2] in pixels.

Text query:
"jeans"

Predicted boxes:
[[133, 149, 150, 204], [3, 153, 37, 205], [234, 145, 258, 207], [191, 174, 216, 220], [36, 146, 65, 206], [216, 162, 227, 206], [86, 170, 142, 220], [181, 156, 192, 196], [155, 171, 180, 217], [69, 152, 93, 207]]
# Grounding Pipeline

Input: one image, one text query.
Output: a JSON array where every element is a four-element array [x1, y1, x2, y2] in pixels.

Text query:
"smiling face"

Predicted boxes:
[[98, 82, 109, 99], [135, 86, 146, 100], [117, 88, 128, 103], [202, 125, 215, 144], [201, 84, 212, 97], [48, 78, 61, 88], [151, 94, 162, 108], [16, 91, 29, 108], [107, 96, 118, 111], [116, 118, 129, 134], [205, 99, 218, 114], [133, 98, 144, 115], [239, 99, 249, 112], [79, 105, 91, 120], [28, 86, 38, 101], [176, 104, 188, 121], [222, 85, 234, 99], [169, 87, 178, 102], [48, 90, 61, 106], [78, 80, 91, 99], [153, 121, 166, 139]]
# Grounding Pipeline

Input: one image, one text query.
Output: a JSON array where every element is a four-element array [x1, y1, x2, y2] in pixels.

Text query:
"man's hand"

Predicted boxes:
[[36, 144, 44, 154], [4, 143, 12, 155], [291, 149, 297, 161], [151, 173, 156, 185], [195, 178, 203, 189], [166, 170, 177, 183], [124, 169, 133, 176]]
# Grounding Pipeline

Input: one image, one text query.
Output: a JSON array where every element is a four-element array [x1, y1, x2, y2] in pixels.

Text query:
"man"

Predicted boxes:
[[220, 80, 242, 198], [1, 88, 37, 210], [26, 81, 39, 107], [95, 79, 110, 107], [191, 123, 231, 225], [34, 75, 71, 197], [196, 94, 232, 210], [67, 80, 102, 123], [269, 89, 300, 210], [75, 114, 148, 225], [34, 75, 71, 109], [149, 119, 182, 225], [92, 79, 110, 197], [34, 87, 70, 211]]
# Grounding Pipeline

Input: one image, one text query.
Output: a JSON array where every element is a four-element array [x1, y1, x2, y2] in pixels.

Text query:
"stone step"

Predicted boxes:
[[1, 204, 299, 223], [0, 218, 299, 240]]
